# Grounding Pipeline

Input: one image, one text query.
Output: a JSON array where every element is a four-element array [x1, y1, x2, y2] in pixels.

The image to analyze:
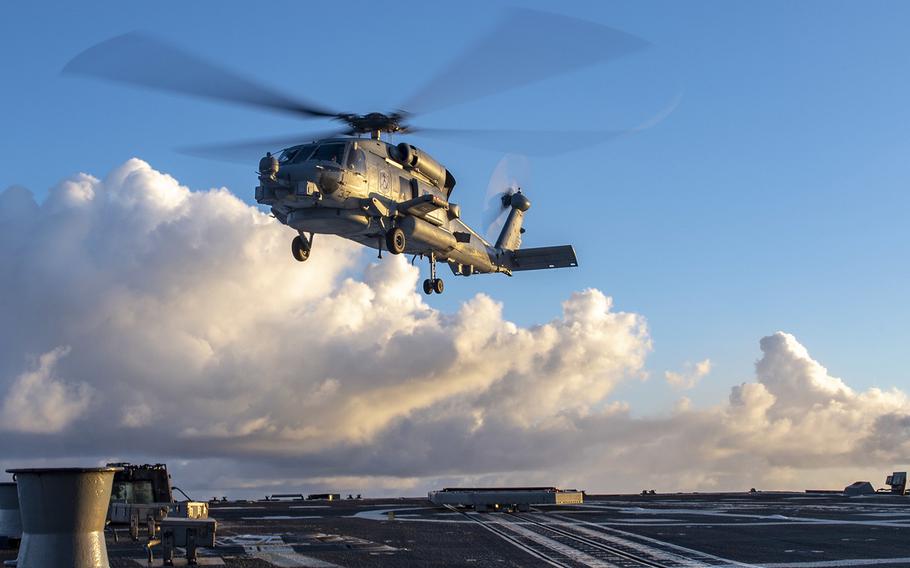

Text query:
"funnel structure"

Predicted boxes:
[[7, 467, 121, 568], [0, 482, 21, 542]]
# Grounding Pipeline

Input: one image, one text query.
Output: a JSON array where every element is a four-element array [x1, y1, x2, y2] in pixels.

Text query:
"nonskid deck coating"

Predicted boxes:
[[3, 492, 910, 567]]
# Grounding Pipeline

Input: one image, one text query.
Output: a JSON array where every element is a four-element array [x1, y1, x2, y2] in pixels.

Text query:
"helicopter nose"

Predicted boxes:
[[315, 164, 342, 195]]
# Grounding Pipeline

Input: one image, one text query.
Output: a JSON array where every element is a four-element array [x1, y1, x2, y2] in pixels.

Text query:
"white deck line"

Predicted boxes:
[[246, 546, 339, 568], [454, 509, 573, 568], [240, 515, 322, 520], [761, 558, 910, 567], [543, 516, 723, 567], [485, 513, 619, 568], [550, 512, 762, 568]]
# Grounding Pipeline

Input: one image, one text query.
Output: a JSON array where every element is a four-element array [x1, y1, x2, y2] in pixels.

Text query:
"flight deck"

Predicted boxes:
[[5, 491, 909, 567]]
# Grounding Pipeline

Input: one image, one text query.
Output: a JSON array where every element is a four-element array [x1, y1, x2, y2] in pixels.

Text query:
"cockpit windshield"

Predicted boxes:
[[311, 143, 347, 165], [276, 147, 299, 164], [277, 144, 316, 164]]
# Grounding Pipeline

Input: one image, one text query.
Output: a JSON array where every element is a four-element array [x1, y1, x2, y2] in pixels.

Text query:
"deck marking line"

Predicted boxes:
[[488, 513, 619, 567], [761, 558, 910, 567], [550, 512, 761, 568], [535, 516, 715, 567], [450, 508, 573, 568]]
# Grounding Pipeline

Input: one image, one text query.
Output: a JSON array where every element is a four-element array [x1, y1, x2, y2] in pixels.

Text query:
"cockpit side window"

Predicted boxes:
[[311, 143, 347, 164], [347, 146, 367, 175]]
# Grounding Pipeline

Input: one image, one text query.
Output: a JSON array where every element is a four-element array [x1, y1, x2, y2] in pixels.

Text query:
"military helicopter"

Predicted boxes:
[[253, 136, 562, 295], [62, 9, 653, 294]]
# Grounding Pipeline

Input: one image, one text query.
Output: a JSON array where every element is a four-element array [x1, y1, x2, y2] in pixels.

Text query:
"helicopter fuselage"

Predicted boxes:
[[256, 137, 577, 293], [258, 138, 509, 276]]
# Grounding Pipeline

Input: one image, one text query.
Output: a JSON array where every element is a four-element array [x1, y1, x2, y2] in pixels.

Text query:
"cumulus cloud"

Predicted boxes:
[[665, 358, 711, 389], [0, 159, 907, 497], [1, 346, 92, 433], [0, 159, 648, 486], [590, 331, 910, 492]]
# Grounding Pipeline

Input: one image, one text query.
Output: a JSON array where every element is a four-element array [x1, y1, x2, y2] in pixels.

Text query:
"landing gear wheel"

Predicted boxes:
[[291, 235, 310, 262], [422, 252, 444, 294], [386, 227, 406, 255]]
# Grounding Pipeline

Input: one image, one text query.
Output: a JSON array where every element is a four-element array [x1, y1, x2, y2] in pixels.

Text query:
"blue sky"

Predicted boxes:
[[2, 0, 909, 417]]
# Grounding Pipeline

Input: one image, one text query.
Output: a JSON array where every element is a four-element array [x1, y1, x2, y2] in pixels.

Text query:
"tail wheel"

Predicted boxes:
[[386, 227, 406, 255], [422, 279, 433, 295], [432, 278, 445, 294], [291, 235, 310, 262]]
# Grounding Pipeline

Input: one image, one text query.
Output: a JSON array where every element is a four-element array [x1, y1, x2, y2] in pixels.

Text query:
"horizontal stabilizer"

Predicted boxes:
[[505, 245, 578, 271], [398, 194, 448, 218]]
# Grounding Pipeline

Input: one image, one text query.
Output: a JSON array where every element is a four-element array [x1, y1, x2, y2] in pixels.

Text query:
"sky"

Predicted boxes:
[[1, 1, 909, 498]]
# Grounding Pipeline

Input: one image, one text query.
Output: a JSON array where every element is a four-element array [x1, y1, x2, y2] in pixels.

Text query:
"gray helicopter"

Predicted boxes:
[[254, 134, 572, 294], [63, 9, 652, 294]]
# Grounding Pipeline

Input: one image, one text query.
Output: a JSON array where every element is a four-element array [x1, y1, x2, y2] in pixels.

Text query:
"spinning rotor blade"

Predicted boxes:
[[482, 154, 530, 241], [409, 92, 683, 154], [178, 129, 349, 163], [410, 127, 624, 155], [63, 32, 340, 119], [399, 8, 649, 116]]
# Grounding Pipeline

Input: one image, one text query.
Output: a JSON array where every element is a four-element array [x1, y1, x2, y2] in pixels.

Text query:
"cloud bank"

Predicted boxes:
[[1, 159, 908, 496]]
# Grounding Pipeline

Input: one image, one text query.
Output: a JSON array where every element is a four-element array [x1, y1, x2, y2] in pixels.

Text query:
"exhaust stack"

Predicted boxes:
[[8, 466, 120, 568]]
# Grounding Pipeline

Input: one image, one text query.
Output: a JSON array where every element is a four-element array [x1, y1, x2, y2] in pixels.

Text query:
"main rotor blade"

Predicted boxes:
[[410, 127, 624, 155], [409, 93, 682, 155], [63, 32, 340, 119], [399, 8, 649, 116], [178, 129, 349, 164]]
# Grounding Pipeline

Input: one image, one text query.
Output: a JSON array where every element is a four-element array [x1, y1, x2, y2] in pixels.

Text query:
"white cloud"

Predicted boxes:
[[1, 346, 92, 433], [603, 332, 910, 492], [665, 358, 711, 389], [120, 402, 153, 428], [0, 159, 908, 497], [0, 159, 647, 481]]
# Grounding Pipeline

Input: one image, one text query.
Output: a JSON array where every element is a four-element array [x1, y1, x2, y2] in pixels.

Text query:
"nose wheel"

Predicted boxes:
[[422, 252, 444, 294], [291, 233, 312, 262]]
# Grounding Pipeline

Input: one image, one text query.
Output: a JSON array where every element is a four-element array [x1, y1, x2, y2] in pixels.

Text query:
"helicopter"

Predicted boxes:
[[253, 135, 564, 295], [62, 9, 653, 294]]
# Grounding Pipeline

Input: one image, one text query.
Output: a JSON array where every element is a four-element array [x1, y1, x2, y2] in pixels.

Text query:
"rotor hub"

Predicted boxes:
[[339, 112, 410, 137]]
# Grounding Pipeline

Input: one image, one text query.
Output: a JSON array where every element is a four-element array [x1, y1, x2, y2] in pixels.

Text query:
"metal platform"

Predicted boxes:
[[428, 486, 584, 512]]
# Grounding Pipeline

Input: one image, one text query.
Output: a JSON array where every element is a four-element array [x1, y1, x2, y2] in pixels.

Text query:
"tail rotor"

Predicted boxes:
[[482, 154, 530, 242]]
